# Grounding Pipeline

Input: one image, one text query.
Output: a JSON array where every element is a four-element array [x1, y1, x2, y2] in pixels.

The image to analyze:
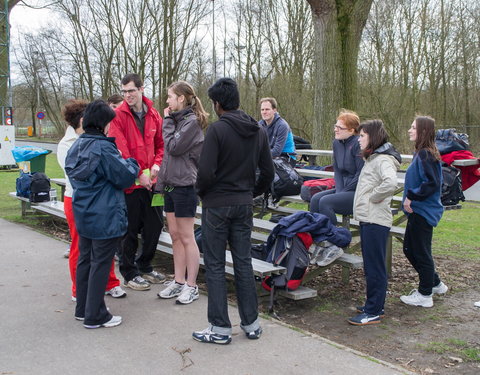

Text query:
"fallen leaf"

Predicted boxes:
[[448, 356, 463, 363], [424, 368, 434, 373], [54, 310, 64, 313]]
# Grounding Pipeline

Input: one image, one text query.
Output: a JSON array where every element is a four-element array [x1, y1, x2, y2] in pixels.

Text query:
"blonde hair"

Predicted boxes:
[[168, 81, 209, 129]]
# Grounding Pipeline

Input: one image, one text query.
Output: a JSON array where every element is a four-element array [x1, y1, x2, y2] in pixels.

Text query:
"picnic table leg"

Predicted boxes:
[[21, 200, 27, 218], [268, 285, 280, 319]]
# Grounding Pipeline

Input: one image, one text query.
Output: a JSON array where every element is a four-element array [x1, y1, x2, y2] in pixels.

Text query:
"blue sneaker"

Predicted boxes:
[[348, 313, 381, 326], [245, 327, 263, 340], [356, 305, 385, 318], [192, 327, 232, 345]]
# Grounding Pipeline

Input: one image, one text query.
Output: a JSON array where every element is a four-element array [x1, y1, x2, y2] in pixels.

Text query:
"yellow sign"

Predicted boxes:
[[4, 136, 9, 141]]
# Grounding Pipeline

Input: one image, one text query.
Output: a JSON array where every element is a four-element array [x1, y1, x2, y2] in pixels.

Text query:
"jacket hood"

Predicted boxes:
[[220, 110, 261, 138], [65, 134, 116, 181], [373, 142, 402, 164]]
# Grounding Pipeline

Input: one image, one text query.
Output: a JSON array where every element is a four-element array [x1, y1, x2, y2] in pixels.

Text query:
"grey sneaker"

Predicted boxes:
[[192, 327, 231, 345], [432, 281, 448, 295], [158, 281, 184, 299], [124, 276, 151, 291], [141, 271, 166, 284], [400, 289, 433, 307], [176, 284, 199, 305], [105, 286, 127, 298], [84, 315, 122, 329]]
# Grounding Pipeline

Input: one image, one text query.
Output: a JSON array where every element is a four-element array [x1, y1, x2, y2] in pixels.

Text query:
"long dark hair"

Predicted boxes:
[[358, 119, 388, 159], [414, 116, 441, 161]]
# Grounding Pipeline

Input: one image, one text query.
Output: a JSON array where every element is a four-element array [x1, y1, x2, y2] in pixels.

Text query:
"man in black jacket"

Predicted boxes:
[[193, 78, 274, 345]]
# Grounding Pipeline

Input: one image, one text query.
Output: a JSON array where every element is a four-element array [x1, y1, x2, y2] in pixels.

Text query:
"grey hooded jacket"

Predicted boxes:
[[156, 107, 204, 190]]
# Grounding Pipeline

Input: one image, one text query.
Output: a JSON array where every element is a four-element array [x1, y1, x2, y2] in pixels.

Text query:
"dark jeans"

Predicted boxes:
[[360, 223, 389, 315], [403, 213, 441, 295], [76, 236, 120, 325], [309, 189, 355, 225], [202, 205, 260, 335], [120, 189, 163, 282]]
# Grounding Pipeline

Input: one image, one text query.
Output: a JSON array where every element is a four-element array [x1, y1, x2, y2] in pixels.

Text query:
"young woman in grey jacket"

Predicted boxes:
[[349, 120, 401, 326], [156, 81, 208, 304]]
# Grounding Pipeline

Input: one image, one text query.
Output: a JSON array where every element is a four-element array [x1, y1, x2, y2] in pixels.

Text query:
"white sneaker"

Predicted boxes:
[[105, 286, 127, 298], [84, 315, 122, 329], [474, 301, 480, 308], [63, 248, 70, 258], [432, 281, 448, 295], [176, 284, 199, 305], [400, 289, 433, 308], [158, 281, 184, 299]]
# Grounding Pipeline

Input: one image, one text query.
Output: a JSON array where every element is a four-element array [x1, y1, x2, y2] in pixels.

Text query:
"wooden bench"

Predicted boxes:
[[9, 191, 317, 301]]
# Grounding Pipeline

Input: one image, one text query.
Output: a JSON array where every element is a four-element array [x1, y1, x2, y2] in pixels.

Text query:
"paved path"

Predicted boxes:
[[0, 218, 412, 375]]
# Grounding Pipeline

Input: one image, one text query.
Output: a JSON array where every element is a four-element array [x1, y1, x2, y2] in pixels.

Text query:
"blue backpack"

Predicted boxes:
[[16, 172, 32, 198]]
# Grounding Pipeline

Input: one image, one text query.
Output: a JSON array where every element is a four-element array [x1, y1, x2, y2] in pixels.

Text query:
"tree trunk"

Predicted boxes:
[[0, 1, 21, 109], [307, 0, 373, 148]]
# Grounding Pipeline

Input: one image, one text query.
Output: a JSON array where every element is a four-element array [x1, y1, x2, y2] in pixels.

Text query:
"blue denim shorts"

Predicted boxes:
[[164, 186, 198, 217]]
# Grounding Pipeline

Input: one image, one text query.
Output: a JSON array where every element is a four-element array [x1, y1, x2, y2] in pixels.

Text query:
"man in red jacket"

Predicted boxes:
[[108, 73, 165, 291]]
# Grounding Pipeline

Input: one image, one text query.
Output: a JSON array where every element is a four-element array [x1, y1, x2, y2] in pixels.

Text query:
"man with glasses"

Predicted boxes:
[[108, 73, 166, 291]]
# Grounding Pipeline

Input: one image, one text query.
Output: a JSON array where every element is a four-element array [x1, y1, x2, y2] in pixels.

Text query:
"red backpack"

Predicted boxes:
[[300, 178, 335, 202]]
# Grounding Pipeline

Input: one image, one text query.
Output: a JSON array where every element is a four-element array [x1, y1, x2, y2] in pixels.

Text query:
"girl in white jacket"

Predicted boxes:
[[349, 120, 401, 326]]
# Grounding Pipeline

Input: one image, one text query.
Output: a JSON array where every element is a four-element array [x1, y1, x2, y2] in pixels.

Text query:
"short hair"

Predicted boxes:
[[62, 99, 88, 130], [107, 93, 123, 105], [259, 97, 277, 109], [337, 109, 360, 133], [82, 99, 116, 132], [358, 120, 389, 158], [121, 73, 143, 88], [207, 77, 240, 111]]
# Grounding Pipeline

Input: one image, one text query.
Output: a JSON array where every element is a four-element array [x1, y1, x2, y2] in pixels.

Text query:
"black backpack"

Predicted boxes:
[[16, 172, 32, 198], [441, 163, 465, 206], [262, 233, 311, 291], [269, 157, 303, 202], [30, 172, 51, 203]]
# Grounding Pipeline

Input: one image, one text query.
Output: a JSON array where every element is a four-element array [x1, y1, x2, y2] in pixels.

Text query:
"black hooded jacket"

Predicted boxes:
[[196, 109, 274, 208]]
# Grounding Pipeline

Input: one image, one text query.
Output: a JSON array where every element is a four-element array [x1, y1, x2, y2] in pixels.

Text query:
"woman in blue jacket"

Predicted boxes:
[[65, 100, 139, 328], [310, 110, 364, 225], [400, 116, 448, 308]]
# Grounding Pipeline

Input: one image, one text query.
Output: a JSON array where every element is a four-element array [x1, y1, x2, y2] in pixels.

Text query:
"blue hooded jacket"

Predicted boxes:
[[266, 211, 352, 250], [65, 133, 139, 240], [403, 149, 444, 227]]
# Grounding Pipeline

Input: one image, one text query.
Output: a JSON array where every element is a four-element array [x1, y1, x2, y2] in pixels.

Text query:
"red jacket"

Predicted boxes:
[[109, 96, 164, 193]]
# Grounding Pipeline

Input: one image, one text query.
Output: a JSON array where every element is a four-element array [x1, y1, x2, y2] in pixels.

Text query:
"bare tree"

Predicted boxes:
[[306, 0, 373, 148]]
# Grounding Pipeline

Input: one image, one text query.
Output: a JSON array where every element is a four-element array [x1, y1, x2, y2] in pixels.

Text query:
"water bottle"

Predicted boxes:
[[50, 188, 58, 206]]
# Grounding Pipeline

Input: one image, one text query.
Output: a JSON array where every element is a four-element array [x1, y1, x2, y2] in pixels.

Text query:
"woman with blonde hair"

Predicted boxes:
[[156, 81, 208, 304]]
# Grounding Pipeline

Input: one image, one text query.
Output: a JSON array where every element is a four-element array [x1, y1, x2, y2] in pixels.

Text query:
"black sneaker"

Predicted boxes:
[[356, 305, 385, 318], [192, 327, 232, 345], [245, 327, 263, 340]]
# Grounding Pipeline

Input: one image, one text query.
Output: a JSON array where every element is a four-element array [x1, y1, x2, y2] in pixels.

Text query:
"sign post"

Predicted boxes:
[[36, 111, 45, 137]]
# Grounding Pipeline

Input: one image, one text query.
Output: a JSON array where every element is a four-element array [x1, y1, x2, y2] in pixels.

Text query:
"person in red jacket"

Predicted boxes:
[[108, 73, 165, 291]]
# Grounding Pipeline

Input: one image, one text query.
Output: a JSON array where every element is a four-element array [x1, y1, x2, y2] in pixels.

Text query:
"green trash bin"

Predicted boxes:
[[15, 148, 52, 173]]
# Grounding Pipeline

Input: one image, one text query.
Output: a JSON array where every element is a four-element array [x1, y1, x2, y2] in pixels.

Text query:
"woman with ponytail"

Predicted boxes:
[[156, 81, 208, 304]]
